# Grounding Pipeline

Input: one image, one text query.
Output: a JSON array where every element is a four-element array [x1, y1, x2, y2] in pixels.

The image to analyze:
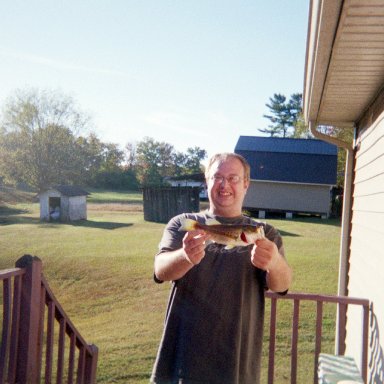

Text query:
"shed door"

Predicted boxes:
[[49, 197, 61, 220]]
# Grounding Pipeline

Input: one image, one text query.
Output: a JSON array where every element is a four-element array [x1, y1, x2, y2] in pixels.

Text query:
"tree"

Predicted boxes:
[[0, 88, 91, 189], [127, 138, 207, 186], [183, 147, 207, 174], [124, 142, 137, 169], [78, 134, 134, 188], [291, 112, 311, 138], [134, 137, 174, 186], [317, 125, 354, 187], [261, 94, 290, 137], [260, 93, 303, 138], [172, 147, 207, 176]]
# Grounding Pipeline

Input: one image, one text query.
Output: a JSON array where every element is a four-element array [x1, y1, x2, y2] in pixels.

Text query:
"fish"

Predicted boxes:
[[179, 217, 265, 249]]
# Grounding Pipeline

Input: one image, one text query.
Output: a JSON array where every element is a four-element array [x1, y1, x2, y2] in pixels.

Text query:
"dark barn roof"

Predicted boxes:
[[235, 136, 338, 185]]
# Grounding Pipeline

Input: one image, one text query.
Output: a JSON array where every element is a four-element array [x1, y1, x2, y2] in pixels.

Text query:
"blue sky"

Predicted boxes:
[[0, 1, 309, 162]]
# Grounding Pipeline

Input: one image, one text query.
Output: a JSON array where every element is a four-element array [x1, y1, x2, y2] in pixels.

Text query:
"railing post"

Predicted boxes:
[[15, 255, 42, 384], [85, 344, 99, 384], [336, 302, 347, 355]]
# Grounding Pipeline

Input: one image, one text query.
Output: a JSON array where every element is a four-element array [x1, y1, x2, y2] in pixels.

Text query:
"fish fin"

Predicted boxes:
[[205, 218, 221, 226], [252, 220, 267, 230], [179, 218, 198, 232]]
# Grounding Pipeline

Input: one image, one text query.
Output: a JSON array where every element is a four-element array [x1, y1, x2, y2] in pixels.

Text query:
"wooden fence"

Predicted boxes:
[[0, 255, 98, 383], [143, 187, 200, 223]]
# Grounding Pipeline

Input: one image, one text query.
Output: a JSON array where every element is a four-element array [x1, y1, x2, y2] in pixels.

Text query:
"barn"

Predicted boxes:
[[235, 136, 338, 218], [39, 185, 90, 222], [304, 0, 384, 380]]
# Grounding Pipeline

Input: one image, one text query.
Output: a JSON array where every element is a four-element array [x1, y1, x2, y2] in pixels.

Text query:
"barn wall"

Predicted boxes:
[[243, 180, 332, 215], [346, 109, 384, 380], [143, 187, 200, 223]]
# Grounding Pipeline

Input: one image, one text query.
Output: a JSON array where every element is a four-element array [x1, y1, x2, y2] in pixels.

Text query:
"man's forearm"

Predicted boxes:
[[154, 249, 194, 282], [266, 255, 292, 293]]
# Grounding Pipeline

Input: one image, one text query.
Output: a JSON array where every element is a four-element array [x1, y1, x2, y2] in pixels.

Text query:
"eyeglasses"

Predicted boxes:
[[211, 175, 243, 184]]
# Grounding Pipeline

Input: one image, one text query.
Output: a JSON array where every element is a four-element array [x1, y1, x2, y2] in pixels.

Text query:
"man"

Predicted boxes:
[[151, 153, 292, 384]]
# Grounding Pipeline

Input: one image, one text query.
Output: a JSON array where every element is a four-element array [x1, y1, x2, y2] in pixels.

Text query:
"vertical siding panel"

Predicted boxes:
[[244, 181, 332, 215]]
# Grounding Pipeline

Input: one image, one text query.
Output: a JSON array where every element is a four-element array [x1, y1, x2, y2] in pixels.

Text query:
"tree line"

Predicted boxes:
[[0, 89, 207, 191], [0, 88, 351, 191]]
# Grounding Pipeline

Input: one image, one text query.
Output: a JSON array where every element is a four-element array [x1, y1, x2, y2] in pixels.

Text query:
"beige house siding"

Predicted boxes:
[[243, 180, 332, 215], [346, 109, 384, 375], [304, 0, 384, 379]]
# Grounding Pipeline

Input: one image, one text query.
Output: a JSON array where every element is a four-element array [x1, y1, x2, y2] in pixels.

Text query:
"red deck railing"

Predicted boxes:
[[1, 256, 370, 383], [0, 255, 98, 384], [264, 291, 370, 384]]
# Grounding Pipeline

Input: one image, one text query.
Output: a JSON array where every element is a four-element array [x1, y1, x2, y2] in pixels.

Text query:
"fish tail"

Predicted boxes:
[[179, 218, 199, 232]]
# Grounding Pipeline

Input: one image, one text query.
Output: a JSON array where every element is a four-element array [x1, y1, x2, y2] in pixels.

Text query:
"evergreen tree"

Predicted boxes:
[[261, 94, 290, 137], [260, 93, 304, 138]]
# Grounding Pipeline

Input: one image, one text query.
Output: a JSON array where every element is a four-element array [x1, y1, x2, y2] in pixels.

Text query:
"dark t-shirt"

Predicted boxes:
[[151, 212, 284, 384]]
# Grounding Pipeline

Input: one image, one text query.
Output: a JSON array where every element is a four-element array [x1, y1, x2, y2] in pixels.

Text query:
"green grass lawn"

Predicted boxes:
[[87, 189, 143, 204], [0, 190, 341, 383]]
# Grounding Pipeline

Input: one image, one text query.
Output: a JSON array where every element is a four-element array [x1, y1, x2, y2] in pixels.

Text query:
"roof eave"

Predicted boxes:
[[303, 0, 343, 125]]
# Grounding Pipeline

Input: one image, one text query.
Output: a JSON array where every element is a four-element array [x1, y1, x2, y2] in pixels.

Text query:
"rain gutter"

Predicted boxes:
[[310, 121, 354, 355], [309, 121, 354, 298]]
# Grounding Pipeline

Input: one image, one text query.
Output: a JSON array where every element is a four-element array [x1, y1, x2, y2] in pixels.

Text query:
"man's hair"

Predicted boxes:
[[205, 153, 251, 181]]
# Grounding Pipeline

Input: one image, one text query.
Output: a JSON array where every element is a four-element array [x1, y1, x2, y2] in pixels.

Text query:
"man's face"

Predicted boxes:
[[206, 157, 249, 217]]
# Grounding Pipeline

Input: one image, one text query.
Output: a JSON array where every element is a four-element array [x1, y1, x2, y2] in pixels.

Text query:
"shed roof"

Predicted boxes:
[[44, 185, 90, 197], [235, 136, 337, 155]]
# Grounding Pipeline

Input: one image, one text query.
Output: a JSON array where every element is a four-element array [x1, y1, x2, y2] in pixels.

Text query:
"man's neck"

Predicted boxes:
[[208, 207, 242, 218]]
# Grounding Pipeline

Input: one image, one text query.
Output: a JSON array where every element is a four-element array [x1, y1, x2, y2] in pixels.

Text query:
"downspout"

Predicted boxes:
[[309, 121, 354, 354]]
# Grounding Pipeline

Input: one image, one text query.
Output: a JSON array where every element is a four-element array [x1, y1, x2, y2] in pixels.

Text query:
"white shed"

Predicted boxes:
[[39, 185, 90, 222]]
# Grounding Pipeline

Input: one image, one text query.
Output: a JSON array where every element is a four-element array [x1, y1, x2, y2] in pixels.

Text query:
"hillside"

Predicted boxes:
[[0, 186, 37, 205]]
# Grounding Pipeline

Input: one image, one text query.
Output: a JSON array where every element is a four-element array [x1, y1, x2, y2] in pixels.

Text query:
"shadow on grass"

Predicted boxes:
[[265, 215, 341, 228], [0, 205, 29, 215], [71, 220, 133, 230], [0, 214, 133, 230], [0, 205, 32, 225], [277, 230, 300, 237], [272, 218, 341, 237], [289, 217, 341, 228], [88, 199, 143, 205], [260, 216, 341, 237]]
